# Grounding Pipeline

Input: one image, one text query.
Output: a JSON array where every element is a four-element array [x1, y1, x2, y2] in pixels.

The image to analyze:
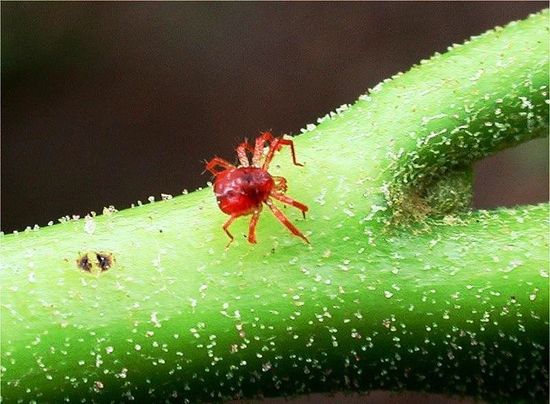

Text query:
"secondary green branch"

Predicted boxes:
[[1, 10, 548, 403]]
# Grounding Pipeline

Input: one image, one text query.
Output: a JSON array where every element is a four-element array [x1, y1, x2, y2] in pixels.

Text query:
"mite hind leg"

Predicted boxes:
[[222, 215, 238, 248], [247, 208, 261, 244], [265, 199, 309, 244], [270, 193, 308, 219]]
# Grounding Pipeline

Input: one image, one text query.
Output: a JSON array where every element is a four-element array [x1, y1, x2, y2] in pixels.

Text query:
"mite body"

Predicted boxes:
[[206, 132, 309, 246]]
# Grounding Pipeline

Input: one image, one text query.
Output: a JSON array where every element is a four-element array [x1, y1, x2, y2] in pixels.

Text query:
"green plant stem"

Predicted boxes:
[[1, 10, 548, 403]]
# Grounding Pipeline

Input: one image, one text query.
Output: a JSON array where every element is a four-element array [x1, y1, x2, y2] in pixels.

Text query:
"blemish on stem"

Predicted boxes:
[[77, 252, 114, 274]]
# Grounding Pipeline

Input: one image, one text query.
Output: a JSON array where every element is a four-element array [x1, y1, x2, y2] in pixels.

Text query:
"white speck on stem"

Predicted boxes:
[[84, 215, 96, 235], [150, 312, 161, 328]]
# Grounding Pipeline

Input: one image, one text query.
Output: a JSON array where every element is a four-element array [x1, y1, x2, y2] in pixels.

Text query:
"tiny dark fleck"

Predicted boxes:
[[159, 229, 163, 233]]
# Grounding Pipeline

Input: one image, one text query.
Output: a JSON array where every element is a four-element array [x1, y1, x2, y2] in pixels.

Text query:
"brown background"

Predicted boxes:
[[2, 2, 548, 233]]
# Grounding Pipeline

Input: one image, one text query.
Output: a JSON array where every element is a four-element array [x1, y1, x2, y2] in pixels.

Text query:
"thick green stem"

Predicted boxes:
[[1, 10, 548, 403]]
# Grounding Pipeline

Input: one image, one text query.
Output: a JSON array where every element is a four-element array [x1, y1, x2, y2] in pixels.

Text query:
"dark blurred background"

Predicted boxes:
[[2, 2, 548, 232]]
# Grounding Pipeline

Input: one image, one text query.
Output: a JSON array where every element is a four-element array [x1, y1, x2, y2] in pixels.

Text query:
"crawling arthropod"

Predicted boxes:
[[206, 132, 309, 246]]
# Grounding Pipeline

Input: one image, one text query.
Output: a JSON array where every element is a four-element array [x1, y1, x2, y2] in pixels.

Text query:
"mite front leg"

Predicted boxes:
[[236, 140, 253, 167], [247, 209, 261, 244], [270, 193, 308, 218], [252, 131, 275, 167], [263, 137, 303, 170], [222, 215, 238, 248], [265, 199, 309, 244], [205, 157, 235, 176]]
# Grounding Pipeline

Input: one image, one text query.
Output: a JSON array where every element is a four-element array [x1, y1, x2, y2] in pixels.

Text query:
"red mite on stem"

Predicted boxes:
[[206, 132, 309, 247]]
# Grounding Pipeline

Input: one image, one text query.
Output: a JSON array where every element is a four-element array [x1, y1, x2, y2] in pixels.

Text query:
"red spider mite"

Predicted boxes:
[[205, 132, 309, 246]]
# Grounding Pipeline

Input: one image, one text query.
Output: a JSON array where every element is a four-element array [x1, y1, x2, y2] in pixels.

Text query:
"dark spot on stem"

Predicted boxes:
[[77, 252, 114, 273], [96, 253, 113, 271], [77, 254, 92, 272]]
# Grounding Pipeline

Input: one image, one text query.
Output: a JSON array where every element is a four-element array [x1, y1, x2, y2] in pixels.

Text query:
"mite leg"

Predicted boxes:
[[265, 199, 309, 244], [272, 176, 288, 194], [263, 138, 303, 170], [236, 140, 253, 167], [270, 192, 308, 219], [205, 157, 235, 175], [252, 131, 275, 167], [222, 215, 238, 248], [247, 208, 262, 244]]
